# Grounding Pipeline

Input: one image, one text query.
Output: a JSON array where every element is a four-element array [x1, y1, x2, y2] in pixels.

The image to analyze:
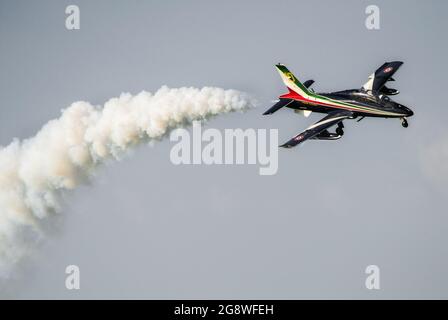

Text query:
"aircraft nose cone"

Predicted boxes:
[[401, 105, 414, 117]]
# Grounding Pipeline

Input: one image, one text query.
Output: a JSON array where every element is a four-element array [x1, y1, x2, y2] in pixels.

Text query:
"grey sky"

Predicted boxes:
[[0, 0, 447, 299]]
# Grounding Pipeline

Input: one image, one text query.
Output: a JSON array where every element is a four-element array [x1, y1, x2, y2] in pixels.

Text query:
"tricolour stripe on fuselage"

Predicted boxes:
[[284, 90, 406, 117]]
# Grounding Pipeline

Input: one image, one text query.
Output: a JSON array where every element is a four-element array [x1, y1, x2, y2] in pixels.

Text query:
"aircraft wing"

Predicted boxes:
[[280, 111, 353, 148], [362, 61, 403, 93]]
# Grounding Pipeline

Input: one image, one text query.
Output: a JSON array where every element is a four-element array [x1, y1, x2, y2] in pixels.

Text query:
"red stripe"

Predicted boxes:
[[279, 89, 380, 115]]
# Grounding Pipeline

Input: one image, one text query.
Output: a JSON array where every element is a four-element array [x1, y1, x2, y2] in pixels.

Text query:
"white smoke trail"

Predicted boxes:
[[0, 86, 255, 277]]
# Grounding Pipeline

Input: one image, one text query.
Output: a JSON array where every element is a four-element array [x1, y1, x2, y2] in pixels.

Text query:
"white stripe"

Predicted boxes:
[[307, 116, 347, 130]]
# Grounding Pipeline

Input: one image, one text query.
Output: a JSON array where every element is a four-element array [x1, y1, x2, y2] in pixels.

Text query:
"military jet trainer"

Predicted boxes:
[[264, 61, 414, 148]]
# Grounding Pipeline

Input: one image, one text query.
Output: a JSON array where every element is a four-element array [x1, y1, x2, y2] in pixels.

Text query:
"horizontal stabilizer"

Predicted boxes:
[[263, 99, 292, 115], [303, 80, 315, 88]]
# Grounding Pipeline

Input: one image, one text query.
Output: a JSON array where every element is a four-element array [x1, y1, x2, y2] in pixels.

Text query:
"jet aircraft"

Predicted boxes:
[[264, 61, 414, 148]]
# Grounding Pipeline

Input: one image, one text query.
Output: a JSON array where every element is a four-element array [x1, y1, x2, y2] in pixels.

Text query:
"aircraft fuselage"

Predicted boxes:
[[282, 89, 413, 119]]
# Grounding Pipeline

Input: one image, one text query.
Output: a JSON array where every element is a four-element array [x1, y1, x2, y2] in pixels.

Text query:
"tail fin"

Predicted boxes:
[[275, 64, 311, 99]]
